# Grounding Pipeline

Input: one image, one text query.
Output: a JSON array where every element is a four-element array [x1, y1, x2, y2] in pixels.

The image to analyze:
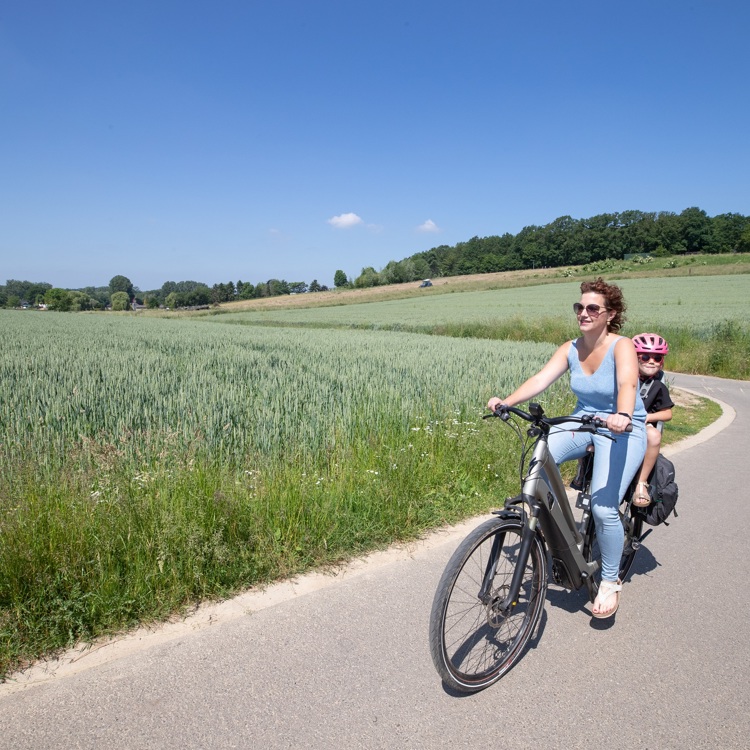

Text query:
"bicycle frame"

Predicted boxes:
[[518, 427, 599, 592], [490, 404, 606, 612]]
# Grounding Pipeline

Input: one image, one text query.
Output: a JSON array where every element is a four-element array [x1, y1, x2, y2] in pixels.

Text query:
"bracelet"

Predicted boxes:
[[617, 412, 632, 421]]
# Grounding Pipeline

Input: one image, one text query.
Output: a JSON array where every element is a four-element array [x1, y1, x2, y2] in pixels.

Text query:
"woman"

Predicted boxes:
[[487, 278, 647, 619]]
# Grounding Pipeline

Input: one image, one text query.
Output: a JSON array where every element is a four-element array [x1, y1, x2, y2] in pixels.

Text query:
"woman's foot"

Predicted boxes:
[[632, 481, 651, 507], [592, 579, 622, 619]]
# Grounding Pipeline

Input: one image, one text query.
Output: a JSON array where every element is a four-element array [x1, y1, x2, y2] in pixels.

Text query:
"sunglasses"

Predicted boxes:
[[573, 303, 609, 317], [639, 353, 664, 363]]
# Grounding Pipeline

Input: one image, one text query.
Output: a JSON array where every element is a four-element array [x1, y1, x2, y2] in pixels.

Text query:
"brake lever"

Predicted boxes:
[[483, 408, 511, 421]]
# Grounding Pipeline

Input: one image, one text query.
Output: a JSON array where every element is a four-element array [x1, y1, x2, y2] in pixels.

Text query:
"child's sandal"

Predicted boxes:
[[632, 481, 651, 507]]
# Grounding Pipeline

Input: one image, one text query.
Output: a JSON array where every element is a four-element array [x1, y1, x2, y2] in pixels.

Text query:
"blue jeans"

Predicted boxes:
[[548, 418, 647, 582]]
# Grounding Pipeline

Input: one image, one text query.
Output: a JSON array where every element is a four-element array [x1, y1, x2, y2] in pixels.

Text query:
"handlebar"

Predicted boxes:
[[483, 402, 632, 434]]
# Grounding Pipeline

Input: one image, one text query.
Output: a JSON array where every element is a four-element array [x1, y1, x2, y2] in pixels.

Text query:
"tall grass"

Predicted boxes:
[[0, 312, 569, 677], [430, 318, 750, 380]]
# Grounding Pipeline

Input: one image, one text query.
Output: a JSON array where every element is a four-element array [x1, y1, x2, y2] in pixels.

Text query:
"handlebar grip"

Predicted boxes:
[[592, 417, 633, 433]]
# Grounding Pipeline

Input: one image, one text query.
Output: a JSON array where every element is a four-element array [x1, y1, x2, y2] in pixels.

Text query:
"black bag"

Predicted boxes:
[[644, 453, 679, 526]]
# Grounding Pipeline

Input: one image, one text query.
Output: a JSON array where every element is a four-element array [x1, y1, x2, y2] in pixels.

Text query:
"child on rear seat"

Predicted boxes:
[[630, 333, 674, 507]]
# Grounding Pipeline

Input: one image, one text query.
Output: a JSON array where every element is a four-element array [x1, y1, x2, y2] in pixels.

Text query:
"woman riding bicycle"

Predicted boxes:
[[487, 278, 647, 619]]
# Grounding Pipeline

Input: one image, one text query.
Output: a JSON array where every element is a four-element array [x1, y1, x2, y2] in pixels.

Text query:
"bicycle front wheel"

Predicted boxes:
[[429, 516, 548, 693]]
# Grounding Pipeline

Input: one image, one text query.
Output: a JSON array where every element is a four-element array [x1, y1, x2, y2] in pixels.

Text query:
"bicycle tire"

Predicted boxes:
[[582, 506, 643, 588], [429, 516, 548, 692]]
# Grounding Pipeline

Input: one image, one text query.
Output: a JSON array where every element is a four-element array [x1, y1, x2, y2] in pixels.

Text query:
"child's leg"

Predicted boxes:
[[632, 425, 661, 504]]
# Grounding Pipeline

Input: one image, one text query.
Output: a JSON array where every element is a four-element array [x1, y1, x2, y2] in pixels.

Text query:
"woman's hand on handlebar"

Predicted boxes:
[[605, 412, 632, 434], [487, 396, 506, 414]]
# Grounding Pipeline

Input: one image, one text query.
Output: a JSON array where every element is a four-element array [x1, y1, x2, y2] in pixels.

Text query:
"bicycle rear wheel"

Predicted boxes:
[[429, 516, 547, 693], [583, 506, 643, 587]]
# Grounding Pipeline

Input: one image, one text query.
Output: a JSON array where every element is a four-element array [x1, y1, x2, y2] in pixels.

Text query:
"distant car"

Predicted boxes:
[[419, 279, 433, 288]]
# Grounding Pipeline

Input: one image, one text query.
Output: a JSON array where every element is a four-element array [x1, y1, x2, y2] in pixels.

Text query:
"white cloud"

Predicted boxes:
[[417, 219, 440, 233], [327, 212, 364, 229]]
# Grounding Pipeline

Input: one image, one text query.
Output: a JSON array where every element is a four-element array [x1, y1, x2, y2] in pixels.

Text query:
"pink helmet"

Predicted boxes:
[[633, 332, 669, 355]]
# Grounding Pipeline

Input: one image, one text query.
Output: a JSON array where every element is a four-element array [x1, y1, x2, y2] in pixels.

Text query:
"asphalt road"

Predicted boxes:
[[1, 372, 747, 750]]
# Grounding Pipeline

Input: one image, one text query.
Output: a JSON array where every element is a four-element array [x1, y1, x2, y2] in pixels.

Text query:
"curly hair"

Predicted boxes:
[[579, 277, 627, 333]]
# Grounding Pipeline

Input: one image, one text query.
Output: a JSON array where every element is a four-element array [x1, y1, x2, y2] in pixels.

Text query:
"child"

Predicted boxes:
[[631, 333, 675, 507]]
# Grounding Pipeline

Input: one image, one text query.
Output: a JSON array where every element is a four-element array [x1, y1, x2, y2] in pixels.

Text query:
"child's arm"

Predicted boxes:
[[647, 407, 672, 424]]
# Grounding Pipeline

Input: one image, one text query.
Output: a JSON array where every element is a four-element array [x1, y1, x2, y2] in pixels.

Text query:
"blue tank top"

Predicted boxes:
[[568, 338, 646, 420]]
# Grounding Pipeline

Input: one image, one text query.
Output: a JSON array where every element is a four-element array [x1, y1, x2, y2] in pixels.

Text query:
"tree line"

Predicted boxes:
[[347, 207, 750, 288], [4, 207, 749, 310], [0, 274, 331, 311]]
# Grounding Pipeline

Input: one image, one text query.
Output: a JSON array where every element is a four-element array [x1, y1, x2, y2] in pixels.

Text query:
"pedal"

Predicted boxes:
[[575, 492, 591, 511]]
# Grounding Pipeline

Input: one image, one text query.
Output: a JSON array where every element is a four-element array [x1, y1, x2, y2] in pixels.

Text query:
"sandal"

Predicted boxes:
[[632, 481, 651, 507], [592, 579, 622, 619]]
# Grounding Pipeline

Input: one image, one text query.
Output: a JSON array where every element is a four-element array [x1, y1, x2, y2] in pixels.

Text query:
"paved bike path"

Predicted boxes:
[[0, 373, 747, 749]]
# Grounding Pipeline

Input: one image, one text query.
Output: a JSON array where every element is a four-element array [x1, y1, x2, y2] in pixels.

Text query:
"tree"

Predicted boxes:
[[308, 279, 321, 293], [110, 291, 130, 311], [711, 213, 749, 253], [165, 292, 178, 309], [211, 283, 228, 304], [237, 281, 255, 299], [44, 288, 72, 311], [80, 286, 110, 307], [289, 281, 307, 294], [6, 279, 52, 301], [333, 269, 348, 287], [380, 261, 403, 284], [69, 291, 97, 311], [354, 267, 380, 288], [109, 275, 134, 298], [678, 207, 711, 253], [267, 279, 290, 296], [146, 296, 160, 309], [411, 256, 432, 280]]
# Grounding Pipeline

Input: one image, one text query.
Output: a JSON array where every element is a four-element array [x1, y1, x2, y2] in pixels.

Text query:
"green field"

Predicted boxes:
[[215, 274, 750, 379], [0, 272, 737, 678], [217, 275, 750, 331]]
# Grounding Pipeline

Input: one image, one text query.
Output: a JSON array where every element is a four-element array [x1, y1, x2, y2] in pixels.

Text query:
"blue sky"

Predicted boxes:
[[2, 1, 748, 291]]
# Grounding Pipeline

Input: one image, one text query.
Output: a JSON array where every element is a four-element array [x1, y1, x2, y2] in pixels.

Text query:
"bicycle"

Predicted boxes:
[[428, 402, 646, 693]]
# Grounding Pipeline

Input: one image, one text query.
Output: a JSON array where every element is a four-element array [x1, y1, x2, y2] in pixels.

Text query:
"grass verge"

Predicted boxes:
[[0, 388, 717, 680]]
